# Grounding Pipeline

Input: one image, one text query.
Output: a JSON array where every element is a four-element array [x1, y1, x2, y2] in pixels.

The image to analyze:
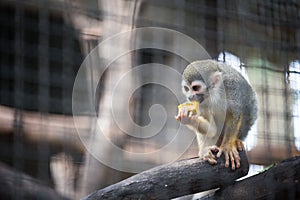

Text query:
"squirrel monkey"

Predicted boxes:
[[176, 60, 257, 170]]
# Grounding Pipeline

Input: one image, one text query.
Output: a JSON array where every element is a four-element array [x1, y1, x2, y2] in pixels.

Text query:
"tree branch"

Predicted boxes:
[[82, 151, 249, 200], [202, 156, 300, 200]]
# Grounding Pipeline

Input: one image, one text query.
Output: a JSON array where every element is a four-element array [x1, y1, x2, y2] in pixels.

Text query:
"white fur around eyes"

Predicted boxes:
[[190, 80, 207, 90]]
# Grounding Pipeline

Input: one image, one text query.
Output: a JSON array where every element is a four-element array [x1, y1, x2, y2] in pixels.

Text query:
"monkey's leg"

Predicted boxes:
[[215, 115, 243, 170]]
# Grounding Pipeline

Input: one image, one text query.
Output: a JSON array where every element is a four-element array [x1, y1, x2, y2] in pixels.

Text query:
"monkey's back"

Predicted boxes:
[[218, 62, 258, 140]]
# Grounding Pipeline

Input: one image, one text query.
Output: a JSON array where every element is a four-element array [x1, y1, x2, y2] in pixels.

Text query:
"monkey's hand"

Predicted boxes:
[[201, 146, 218, 165], [212, 139, 244, 170], [176, 107, 214, 136], [175, 107, 198, 125]]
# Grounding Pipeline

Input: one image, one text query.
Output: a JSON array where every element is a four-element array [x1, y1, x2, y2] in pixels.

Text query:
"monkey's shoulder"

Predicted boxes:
[[220, 67, 251, 88]]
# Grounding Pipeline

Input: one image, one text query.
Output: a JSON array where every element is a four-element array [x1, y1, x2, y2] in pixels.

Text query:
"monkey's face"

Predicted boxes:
[[181, 79, 208, 103]]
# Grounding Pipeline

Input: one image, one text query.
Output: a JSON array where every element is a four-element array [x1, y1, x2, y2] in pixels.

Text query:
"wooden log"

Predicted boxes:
[[82, 151, 249, 200], [202, 156, 300, 200]]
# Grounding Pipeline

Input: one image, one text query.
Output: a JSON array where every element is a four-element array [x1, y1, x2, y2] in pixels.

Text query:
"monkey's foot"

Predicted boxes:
[[215, 142, 242, 170], [201, 146, 218, 165], [201, 141, 244, 169]]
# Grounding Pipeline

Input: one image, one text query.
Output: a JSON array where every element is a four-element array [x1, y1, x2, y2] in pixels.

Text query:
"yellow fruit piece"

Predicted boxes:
[[178, 101, 199, 115]]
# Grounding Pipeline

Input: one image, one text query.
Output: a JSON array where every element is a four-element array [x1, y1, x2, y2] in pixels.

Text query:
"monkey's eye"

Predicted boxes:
[[192, 85, 201, 91], [183, 86, 189, 92]]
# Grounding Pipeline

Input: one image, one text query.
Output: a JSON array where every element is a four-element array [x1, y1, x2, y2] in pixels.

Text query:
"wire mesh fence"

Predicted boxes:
[[0, 0, 299, 199]]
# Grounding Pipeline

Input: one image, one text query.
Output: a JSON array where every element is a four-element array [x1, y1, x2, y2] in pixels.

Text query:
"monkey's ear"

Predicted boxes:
[[210, 71, 222, 88]]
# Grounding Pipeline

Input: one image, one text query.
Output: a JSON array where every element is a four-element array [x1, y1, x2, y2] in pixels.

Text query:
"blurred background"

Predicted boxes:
[[0, 0, 299, 199]]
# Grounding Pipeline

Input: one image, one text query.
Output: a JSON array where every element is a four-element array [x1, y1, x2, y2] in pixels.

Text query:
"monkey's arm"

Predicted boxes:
[[176, 108, 219, 165], [187, 116, 211, 134]]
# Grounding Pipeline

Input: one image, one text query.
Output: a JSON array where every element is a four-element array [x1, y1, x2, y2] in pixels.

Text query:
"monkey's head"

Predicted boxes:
[[182, 60, 222, 104]]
